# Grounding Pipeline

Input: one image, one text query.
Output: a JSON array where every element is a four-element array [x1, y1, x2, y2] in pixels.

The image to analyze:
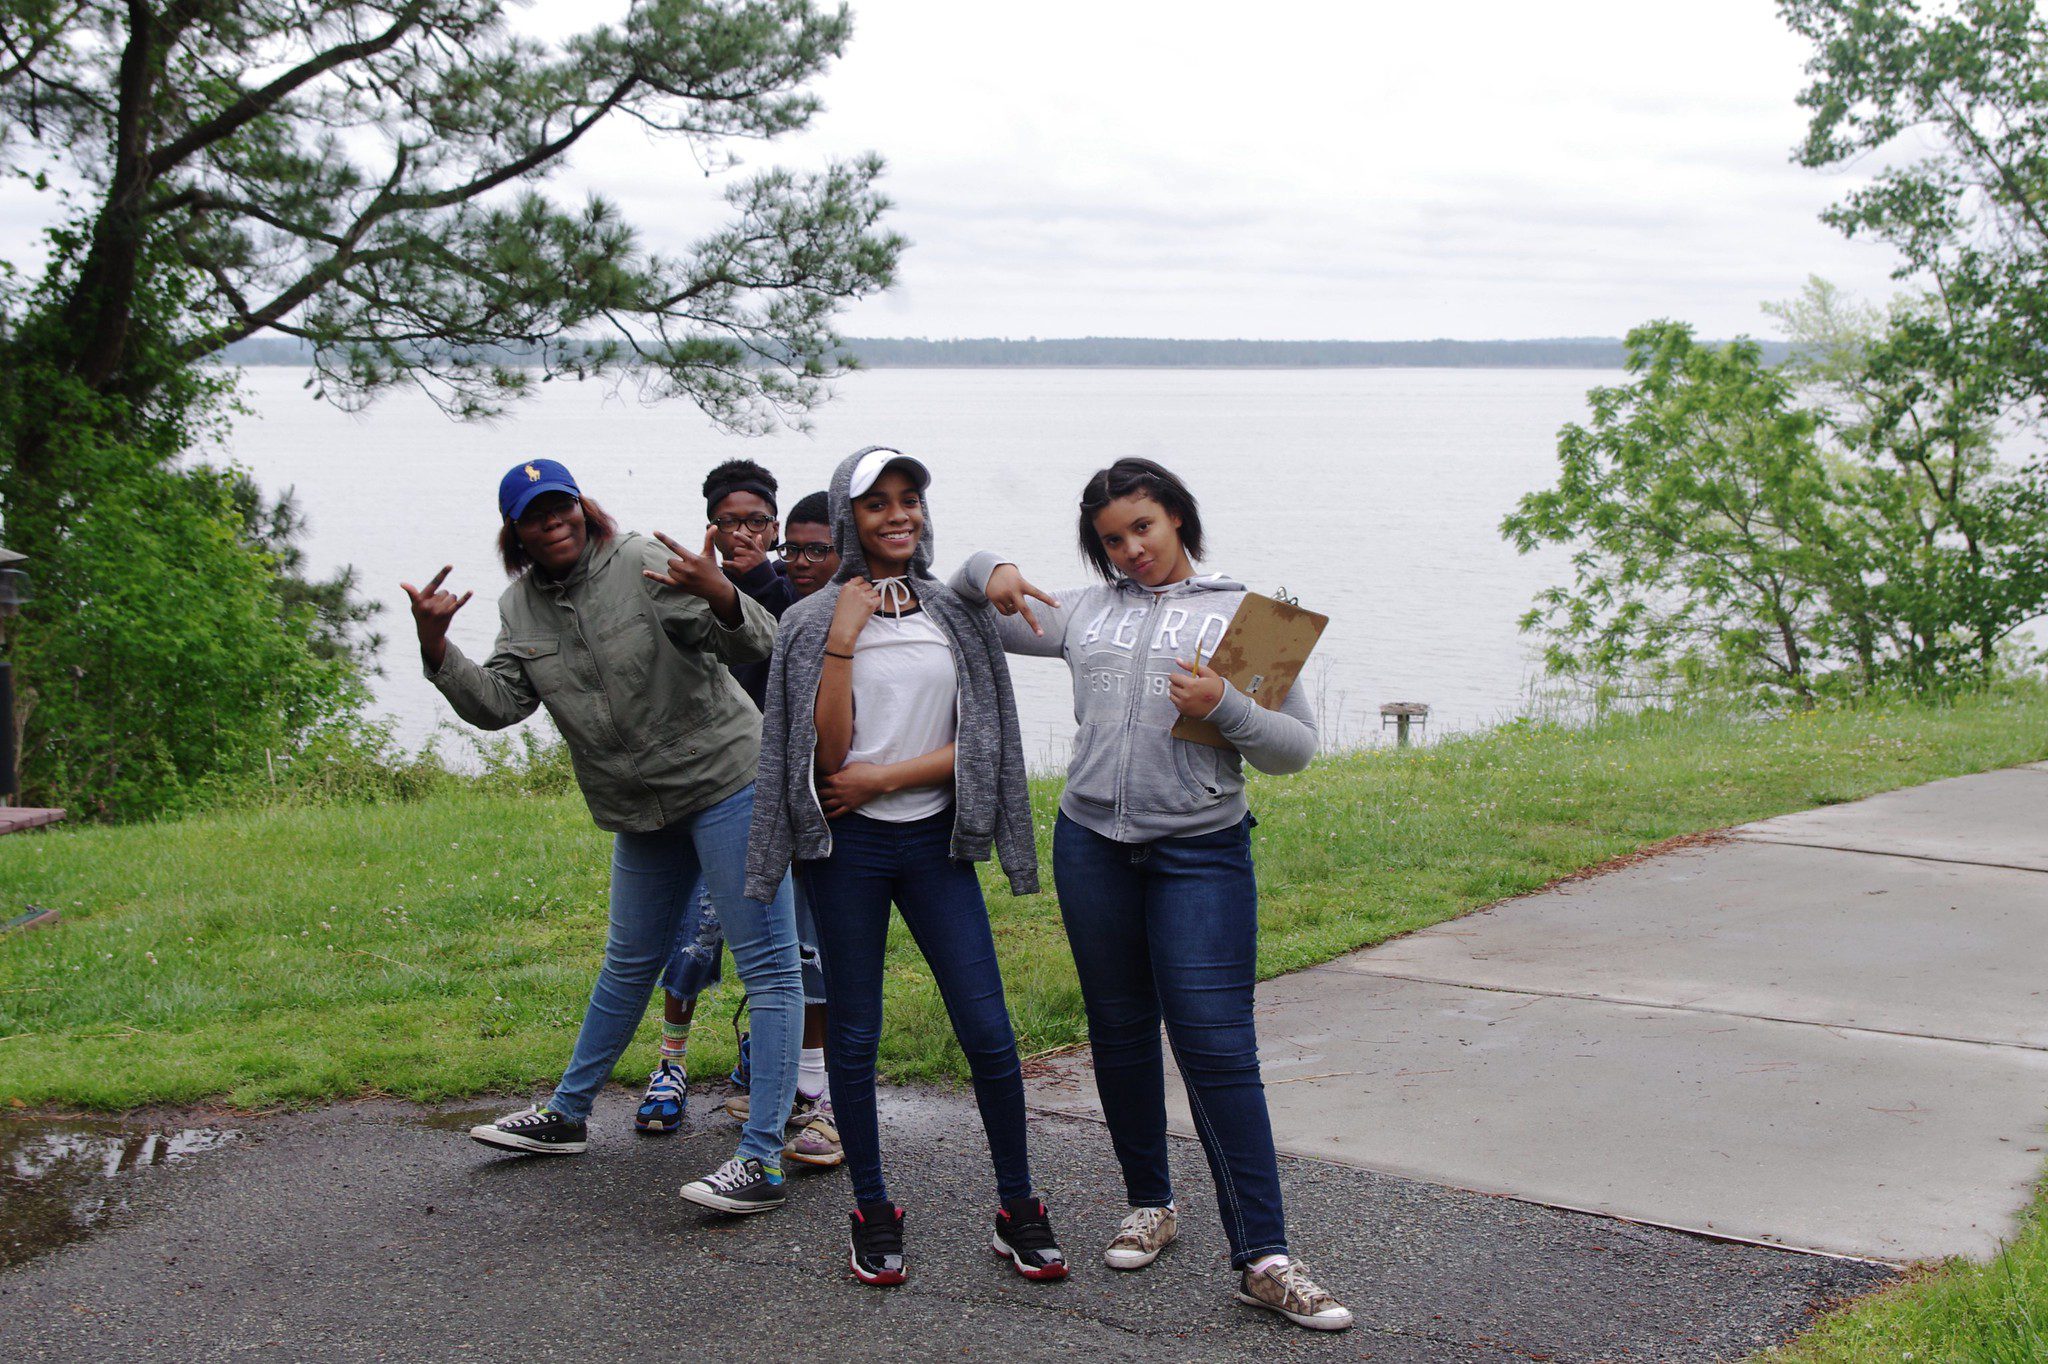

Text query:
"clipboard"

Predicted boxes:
[[1172, 591, 1330, 750]]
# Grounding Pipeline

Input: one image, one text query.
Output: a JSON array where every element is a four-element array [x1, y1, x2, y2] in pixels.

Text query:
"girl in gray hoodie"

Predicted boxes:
[[952, 457, 1354, 1333], [748, 447, 1065, 1290]]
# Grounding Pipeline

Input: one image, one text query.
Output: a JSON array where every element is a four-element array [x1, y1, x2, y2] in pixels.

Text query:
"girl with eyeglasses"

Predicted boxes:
[[748, 447, 1066, 1289], [949, 457, 1354, 1332], [408, 459, 804, 1217]]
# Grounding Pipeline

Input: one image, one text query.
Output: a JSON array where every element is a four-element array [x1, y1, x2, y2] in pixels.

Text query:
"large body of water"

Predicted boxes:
[[223, 366, 1594, 762]]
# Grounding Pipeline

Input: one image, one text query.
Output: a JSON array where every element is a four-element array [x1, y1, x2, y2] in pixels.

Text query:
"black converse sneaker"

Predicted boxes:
[[467, 1105, 588, 1155], [848, 1201, 907, 1286], [991, 1194, 1069, 1281], [679, 1156, 786, 1214]]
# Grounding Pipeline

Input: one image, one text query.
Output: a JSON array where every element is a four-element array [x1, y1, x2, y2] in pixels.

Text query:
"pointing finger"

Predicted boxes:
[[454, 591, 473, 610], [1019, 601, 1043, 636], [653, 530, 686, 558], [424, 565, 452, 595], [1024, 582, 1061, 608], [400, 582, 421, 604], [702, 525, 716, 558]]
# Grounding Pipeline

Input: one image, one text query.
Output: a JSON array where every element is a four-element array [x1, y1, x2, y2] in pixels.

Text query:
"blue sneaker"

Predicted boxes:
[[635, 1061, 686, 1133], [721, 1033, 751, 1120]]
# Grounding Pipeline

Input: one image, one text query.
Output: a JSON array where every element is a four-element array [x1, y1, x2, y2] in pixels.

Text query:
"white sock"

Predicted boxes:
[[1250, 1254, 1289, 1275], [797, 1047, 828, 1100]]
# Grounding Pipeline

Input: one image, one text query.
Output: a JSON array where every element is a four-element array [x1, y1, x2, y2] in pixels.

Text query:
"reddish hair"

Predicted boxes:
[[499, 496, 618, 578]]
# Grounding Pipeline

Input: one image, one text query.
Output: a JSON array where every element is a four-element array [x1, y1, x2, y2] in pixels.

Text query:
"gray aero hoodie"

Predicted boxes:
[[952, 551, 1318, 844], [744, 449, 1041, 903]]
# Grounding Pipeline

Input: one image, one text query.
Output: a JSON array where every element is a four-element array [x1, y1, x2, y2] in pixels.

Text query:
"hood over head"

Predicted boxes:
[[829, 445, 935, 581]]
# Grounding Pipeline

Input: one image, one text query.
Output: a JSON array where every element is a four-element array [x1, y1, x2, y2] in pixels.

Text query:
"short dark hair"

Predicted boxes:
[[1077, 458, 1204, 581], [498, 496, 618, 578], [786, 490, 831, 530], [702, 458, 779, 516]]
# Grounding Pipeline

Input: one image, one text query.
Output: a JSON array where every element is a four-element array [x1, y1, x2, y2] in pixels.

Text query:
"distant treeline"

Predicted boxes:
[[216, 335, 1793, 370]]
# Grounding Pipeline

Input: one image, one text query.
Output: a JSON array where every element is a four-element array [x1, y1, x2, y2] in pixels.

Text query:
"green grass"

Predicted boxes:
[[1756, 1187, 2048, 1362], [1, 687, 2045, 1111]]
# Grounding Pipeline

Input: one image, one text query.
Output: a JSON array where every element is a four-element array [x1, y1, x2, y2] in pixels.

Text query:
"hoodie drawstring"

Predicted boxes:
[[875, 576, 915, 618]]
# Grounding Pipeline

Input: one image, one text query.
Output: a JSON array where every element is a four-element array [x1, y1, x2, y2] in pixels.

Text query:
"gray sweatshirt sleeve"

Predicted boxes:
[[950, 550, 1076, 659], [424, 627, 542, 731], [1203, 677, 1318, 775]]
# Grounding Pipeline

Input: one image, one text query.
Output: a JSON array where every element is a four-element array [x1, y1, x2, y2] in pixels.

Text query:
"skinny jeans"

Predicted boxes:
[[1052, 811, 1287, 1267], [801, 807, 1034, 1208], [547, 783, 801, 1168]]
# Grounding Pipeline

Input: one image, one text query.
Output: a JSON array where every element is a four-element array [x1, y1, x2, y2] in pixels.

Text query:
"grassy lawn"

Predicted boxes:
[[2, 686, 2044, 1111], [1755, 1188, 2048, 1362]]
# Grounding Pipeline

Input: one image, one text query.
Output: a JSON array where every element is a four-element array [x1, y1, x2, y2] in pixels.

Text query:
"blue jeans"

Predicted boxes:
[[660, 878, 826, 1006], [548, 783, 801, 1168], [1052, 812, 1287, 1267], [801, 808, 1034, 1207]]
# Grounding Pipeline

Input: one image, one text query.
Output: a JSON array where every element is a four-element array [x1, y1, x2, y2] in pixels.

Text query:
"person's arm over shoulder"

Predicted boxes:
[[1203, 677, 1318, 775], [424, 613, 543, 730], [949, 549, 1074, 658], [642, 536, 777, 664]]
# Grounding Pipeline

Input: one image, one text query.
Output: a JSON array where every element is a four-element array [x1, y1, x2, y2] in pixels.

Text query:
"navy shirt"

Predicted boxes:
[[725, 559, 796, 711]]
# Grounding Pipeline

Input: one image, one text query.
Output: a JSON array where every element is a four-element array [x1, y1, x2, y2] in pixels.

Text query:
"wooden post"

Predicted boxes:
[[1379, 701, 1430, 748]]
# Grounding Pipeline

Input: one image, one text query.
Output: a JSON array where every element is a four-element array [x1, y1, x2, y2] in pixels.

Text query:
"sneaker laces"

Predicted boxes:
[[1270, 1260, 1340, 1314], [697, 1157, 760, 1193], [498, 1107, 552, 1130], [1000, 1198, 1060, 1253], [1113, 1205, 1172, 1246], [644, 1063, 685, 1100], [852, 1204, 904, 1256]]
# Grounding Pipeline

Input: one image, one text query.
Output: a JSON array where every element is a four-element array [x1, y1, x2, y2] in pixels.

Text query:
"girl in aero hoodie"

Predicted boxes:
[[950, 457, 1355, 1334], [747, 447, 1065, 1290]]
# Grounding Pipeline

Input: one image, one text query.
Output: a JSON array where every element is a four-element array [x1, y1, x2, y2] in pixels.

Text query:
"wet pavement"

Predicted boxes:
[[1, 1086, 1889, 1362], [0, 1114, 237, 1270]]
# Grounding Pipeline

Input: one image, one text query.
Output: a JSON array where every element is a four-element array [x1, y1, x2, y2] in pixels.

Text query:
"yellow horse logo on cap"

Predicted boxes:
[[524, 463, 541, 482]]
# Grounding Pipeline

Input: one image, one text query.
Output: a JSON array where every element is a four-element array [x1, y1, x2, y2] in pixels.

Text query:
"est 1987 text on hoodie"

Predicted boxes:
[[952, 551, 1318, 844]]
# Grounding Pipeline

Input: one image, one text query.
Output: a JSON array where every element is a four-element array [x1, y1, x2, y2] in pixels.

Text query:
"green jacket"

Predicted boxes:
[[425, 531, 777, 833]]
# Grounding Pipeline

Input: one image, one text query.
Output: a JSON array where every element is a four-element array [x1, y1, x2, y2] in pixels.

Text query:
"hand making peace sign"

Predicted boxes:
[[644, 527, 744, 623]]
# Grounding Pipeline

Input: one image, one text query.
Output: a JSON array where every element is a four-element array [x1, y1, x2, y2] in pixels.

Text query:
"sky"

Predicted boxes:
[[0, 0, 1909, 342]]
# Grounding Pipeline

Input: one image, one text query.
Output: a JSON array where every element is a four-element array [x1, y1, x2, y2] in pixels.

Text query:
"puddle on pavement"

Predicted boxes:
[[414, 1106, 505, 1133], [0, 1116, 238, 1270]]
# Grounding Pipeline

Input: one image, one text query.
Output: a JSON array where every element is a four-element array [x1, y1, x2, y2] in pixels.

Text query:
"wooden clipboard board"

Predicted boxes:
[[1172, 592, 1330, 750]]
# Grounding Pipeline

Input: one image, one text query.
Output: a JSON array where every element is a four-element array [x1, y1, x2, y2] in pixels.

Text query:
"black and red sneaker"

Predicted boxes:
[[849, 1200, 907, 1286], [992, 1194, 1069, 1281]]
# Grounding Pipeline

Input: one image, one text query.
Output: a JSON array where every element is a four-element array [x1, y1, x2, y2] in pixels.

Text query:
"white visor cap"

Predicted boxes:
[[847, 448, 931, 498]]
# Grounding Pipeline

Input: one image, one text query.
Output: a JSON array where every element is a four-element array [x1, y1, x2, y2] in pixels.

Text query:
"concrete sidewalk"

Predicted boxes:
[[1028, 763, 2048, 1263]]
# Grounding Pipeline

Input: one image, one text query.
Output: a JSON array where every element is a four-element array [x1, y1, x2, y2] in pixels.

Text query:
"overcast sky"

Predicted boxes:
[[1, 0, 1908, 341]]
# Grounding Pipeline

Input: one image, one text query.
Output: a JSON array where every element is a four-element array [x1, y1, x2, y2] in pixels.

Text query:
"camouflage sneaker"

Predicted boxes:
[[1104, 1204, 1177, 1270], [784, 1095, 843, 1168], [1235, 1258, 1353, 1331]]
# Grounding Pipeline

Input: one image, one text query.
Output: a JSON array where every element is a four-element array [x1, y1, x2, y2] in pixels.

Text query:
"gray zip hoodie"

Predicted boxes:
[[952, 552, 1317, 843], [744, 449, 1040, 902]]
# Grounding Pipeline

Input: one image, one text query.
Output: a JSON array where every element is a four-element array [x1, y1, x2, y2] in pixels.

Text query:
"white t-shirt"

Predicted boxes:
[[846, 609, 959, 822]]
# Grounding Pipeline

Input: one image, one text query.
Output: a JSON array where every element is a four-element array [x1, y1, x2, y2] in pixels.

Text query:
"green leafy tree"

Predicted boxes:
[[1783, 0, 2048, 415], [1502, 323, 1856, 704], [1773, 278, 2048, 684]]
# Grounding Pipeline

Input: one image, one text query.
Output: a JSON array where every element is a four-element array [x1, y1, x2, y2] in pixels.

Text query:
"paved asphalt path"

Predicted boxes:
[[4, 1087, 1887, 1363]]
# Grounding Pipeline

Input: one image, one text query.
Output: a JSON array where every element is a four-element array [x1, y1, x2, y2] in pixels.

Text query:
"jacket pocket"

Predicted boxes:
[[507, 638, 566, 694], [1123, 725, 1230, 816], [1063, 722, 1118, 808]]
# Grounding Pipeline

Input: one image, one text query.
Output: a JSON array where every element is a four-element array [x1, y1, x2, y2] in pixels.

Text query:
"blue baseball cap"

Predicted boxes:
[[499, 459, 581, 522]]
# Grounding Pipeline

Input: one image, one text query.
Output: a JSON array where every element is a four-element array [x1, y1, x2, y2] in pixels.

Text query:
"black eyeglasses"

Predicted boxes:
[[709, 514, 777, 533], [777, 542, 835, 564]]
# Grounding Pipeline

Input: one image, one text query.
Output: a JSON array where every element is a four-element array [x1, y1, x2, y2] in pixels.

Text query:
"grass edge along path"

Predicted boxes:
[[1755, 1183, 2048, 1362], [1, 685, 2045, 1117]]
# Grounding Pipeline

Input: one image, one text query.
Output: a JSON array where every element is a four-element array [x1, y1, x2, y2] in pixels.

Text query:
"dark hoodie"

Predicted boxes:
[[743, 447, 1040, 901]]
